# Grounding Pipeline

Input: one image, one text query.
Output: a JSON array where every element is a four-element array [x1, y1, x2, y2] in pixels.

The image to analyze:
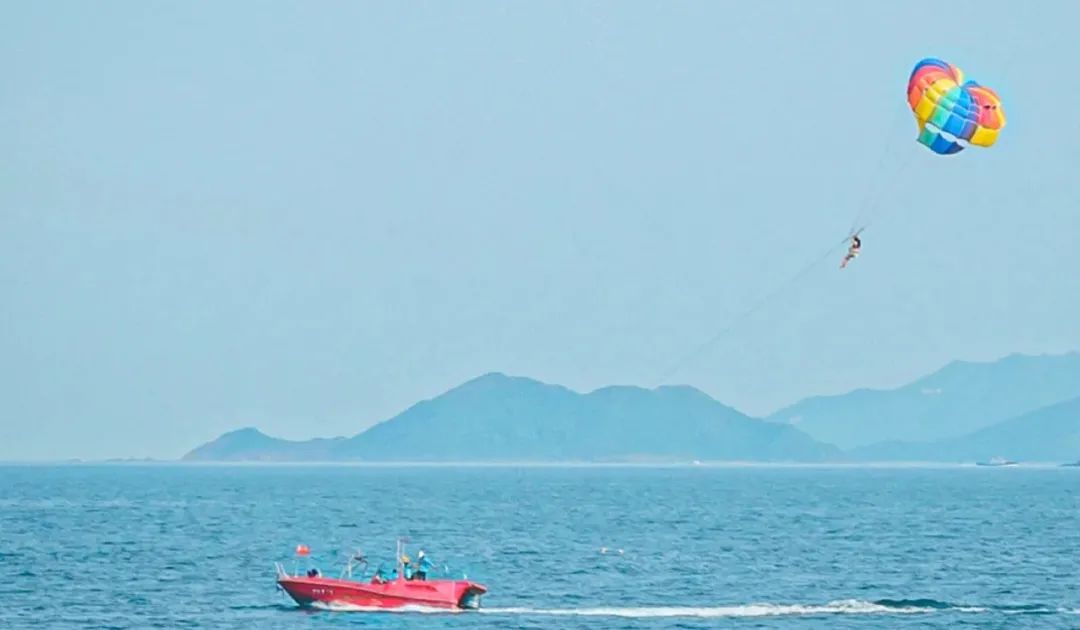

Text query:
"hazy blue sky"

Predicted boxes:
[[3, 2, 1078, 460]]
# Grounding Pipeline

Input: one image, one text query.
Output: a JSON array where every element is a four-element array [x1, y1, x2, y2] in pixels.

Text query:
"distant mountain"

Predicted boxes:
[[851, 396, 1080, 463], [768, 353, 1080, 449], [183, 428, 344, 462], [184, 373, 839, 462]]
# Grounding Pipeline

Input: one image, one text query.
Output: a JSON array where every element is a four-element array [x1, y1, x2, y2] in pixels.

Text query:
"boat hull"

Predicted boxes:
[[278, 576, 486, 610]]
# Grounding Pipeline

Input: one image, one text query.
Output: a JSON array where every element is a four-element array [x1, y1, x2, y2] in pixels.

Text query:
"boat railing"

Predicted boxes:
[[277, 538, 461, 584], [340, 551, 368, 580]]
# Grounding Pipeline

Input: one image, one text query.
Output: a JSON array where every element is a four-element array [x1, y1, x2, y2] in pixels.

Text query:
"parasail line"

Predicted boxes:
[[654, 234, 852, 386], [849, 101, 911, 235]]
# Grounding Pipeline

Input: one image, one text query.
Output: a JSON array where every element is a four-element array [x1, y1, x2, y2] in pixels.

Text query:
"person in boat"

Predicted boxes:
[[371, 565, 388, 584], [416, 550, 433, 581], [840, 234, 861, 269], [306, 568, 320, 578], [401, 555, 415, 580]]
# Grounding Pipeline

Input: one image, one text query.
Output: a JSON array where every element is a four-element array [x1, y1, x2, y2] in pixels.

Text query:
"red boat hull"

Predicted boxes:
[[278, 575, 486, 610]]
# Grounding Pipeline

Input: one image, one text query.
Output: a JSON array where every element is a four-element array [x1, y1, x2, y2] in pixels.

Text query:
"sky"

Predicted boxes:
[[2, 2, 1078, 460]]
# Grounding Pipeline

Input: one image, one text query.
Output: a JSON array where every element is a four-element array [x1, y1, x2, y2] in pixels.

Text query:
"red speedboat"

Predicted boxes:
[[276, 540, 487, 611]]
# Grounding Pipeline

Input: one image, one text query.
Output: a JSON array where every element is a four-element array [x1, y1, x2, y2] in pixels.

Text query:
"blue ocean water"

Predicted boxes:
[[2, 464, 1078, 629]]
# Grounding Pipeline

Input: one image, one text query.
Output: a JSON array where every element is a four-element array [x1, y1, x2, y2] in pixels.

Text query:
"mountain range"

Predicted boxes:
[[184, 373, 837, 462], [184, 353, 1080, 463], [767, 353, 1080, 450], [850, 396, 1080, 462]]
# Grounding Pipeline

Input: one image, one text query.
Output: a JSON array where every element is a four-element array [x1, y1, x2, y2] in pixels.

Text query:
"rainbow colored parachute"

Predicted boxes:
[[907, 58, 1005, 155]]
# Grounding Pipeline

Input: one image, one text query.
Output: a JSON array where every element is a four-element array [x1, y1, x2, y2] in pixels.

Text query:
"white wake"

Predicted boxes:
[[478, 599, 956, 618]]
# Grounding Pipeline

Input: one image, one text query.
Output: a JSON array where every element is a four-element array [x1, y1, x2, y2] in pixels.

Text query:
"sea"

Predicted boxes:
[[2, 464, 1078, 629]]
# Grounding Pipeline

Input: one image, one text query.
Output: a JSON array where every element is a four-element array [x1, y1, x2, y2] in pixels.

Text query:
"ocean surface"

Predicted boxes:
[[2, 464, 1079, 629]]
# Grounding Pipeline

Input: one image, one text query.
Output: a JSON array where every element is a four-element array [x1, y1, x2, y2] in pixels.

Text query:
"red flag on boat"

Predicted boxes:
[[295, 544, 310, 556]]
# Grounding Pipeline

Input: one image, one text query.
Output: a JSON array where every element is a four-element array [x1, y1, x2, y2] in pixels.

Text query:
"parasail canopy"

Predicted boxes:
[[907, 58, 1005, 155]]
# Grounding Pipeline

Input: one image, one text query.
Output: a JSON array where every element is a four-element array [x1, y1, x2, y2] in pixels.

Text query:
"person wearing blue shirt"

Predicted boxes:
[[416, 550, 434, 581]]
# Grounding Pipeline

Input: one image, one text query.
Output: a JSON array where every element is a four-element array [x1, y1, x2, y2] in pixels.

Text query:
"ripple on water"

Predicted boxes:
[[1, 465, 1078, 630]]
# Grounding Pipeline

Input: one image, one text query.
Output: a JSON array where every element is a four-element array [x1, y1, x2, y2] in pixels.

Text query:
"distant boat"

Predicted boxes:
[[1061, 461, 1080, 468], [976, 457, 1018, 467]]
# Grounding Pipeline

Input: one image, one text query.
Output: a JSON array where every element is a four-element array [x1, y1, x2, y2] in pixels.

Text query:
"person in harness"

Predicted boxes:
[[840, 234, 862, 269]]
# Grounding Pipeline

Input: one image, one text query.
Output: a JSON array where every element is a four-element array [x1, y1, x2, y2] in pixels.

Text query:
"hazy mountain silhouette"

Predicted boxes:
[[852, 396, 1080, 463], [768, 353, 1080, 449], [184, 373, 837, 462], [182, 428, 344, 461]]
